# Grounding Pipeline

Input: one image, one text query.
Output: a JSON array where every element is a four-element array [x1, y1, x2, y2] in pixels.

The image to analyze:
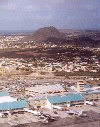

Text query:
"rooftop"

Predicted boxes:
[[82, 90, 100, 95], [0, 91, 9, 97], [0, 96, 17, 103], [0, 100, 28, 111], [26, 84, 65, 93], [0, 91, 28, 111], [84, 84, 91, 89], [47, 93, 84, 104]]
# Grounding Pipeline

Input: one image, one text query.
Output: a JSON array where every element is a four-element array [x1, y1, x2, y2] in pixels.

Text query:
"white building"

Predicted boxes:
[[25, 84, 66, 96]]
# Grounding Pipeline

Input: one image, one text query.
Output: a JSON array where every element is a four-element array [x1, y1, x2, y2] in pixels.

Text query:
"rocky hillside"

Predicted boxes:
[[23, 26, 100, 47], [32, 26, 66, 43]]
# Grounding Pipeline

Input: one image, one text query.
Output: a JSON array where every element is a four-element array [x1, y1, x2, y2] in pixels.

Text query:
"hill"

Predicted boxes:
[[21, 26, 100, 47], [67, 36, 100, 47], [24, 26, 66, 44]]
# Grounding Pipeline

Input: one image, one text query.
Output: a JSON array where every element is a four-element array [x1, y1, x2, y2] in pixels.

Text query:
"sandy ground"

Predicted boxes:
[[0, 110, 100, 127]]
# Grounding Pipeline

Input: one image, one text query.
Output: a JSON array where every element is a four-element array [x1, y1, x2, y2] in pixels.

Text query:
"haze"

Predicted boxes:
[[0, 0, 100, 32]]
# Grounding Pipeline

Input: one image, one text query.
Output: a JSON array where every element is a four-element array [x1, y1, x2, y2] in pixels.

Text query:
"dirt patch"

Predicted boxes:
[[12, 111, 100, 127]]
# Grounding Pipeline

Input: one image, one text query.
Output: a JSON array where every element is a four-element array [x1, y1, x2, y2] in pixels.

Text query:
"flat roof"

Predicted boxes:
[[0, 91, 28, 111], [0, 100, 28, 111], [47, 93, 84, 104], [82, 90, 100, 95], [26, 84, 65, 93], [84, 84, 91, 89], [0, 91, 9, 97], [0, 96, 17, 103]]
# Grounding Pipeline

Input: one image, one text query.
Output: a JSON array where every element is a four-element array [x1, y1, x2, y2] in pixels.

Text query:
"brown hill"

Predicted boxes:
[[22, 26, 100, 47], [24, 26, 66, 43]]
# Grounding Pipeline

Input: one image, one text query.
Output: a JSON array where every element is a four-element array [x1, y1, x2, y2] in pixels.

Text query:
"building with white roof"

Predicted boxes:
[[0, 91, 28, 111], [25, 84, 66, 96], [0, 96, 17, 104]]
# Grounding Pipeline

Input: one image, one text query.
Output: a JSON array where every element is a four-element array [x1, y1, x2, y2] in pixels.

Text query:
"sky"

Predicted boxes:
[[0, 0, 100, 32]]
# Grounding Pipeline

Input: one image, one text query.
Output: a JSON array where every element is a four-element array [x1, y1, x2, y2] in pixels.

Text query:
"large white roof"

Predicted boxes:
[[26, 84, 65, 93], [0, 96, 17, 103]]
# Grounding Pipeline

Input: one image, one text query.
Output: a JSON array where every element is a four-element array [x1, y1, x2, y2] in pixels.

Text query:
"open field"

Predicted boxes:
[[0, 111, 99, 127]]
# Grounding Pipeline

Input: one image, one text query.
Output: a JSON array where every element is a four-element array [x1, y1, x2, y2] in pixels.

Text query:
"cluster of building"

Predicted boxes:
[[0, 35, 99, 79], [24, 81, 100, 109], [0, 58, 34, 76], [0, 35, 37, 49], [0, 80, 99, 125], [0, 56, 99, 79]]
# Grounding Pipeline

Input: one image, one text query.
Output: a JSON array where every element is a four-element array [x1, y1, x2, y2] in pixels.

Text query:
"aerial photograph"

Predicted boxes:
[[0, 0, 100, 127]]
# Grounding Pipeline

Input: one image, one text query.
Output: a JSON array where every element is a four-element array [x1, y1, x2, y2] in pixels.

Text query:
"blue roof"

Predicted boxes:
[[0, 91, 9, 97], [82, 90, 100, 95], [84, 84, 91, 89], [47, 93, 84, 104], [0, 100, 28, 111]]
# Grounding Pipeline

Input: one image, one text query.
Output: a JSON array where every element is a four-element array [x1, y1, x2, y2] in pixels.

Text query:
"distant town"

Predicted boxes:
[[0, 27, 100, 127]]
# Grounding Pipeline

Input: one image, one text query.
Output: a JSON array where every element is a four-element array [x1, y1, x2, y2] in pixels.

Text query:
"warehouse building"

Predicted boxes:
[[45, 93, 85, 109], [29, 93, 85, 109], [25, 84, 66, 97], [82, 90, 100, 101], [0, 91, 28, 112]]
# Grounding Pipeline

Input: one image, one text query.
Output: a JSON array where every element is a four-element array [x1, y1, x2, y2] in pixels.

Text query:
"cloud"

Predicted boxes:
[[1, 4, 17, 11], [23, 5, 38, 12], [0, 4, 38, 12], [0, 0, 7, 3], [35, 15, 53, 21], [0, 0, 66, 12], [45, 0, 66, 4], [0, 0, 100, 30]]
